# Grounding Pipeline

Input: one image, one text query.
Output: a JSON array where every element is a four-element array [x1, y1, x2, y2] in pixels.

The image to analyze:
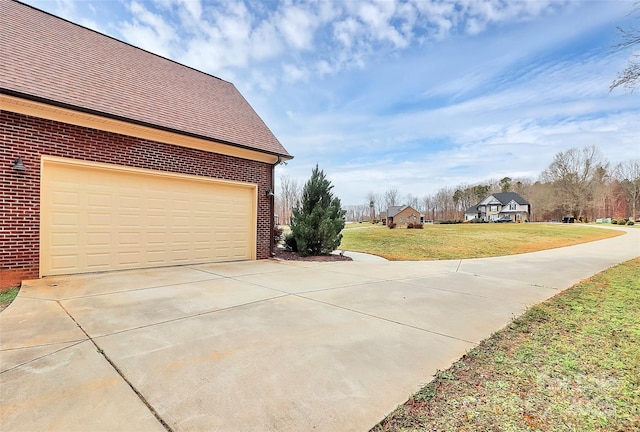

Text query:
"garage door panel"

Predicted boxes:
[[52, 212, 78, 226], [146, 216, 166, 228], [50, 253, 78, 269], [147, 232, 167, 244], [118, 251, 142, 266], [52, 190, 79, 206], [86, 253, 110, 268], [88, 213, 111, 226], [51, 232, 79, 247], [88, 193, 111, 207], [86, 232, 111, 247], [41, 159, 256, 276]]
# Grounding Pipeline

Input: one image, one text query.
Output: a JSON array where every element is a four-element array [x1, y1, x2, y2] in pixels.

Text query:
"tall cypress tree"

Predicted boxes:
[[289, 165, 346, 256]]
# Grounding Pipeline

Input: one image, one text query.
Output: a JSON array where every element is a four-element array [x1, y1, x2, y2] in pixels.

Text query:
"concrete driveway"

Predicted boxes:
[[1, 227, 638, 432]]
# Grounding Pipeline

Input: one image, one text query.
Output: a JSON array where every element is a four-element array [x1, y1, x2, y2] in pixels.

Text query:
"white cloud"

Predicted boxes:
[[333, 17, 362, 48], [176, 0, 202, 21], [119, 1, 177, 57], [356, 0, 410, 48], [458, 0, 569, 35], [27, 0, 104, 32], [250, 21, 283, 61], [174, 2, 255, 76], [282, 63, 310, 82], [276, 3, 318, 50]]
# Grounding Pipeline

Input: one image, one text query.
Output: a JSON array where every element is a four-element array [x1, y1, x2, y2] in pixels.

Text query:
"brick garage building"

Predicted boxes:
[[0, 0, 292, 289], [383, 205, 422, 227]]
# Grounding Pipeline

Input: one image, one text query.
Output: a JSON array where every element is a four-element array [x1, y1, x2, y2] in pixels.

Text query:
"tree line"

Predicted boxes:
[[276, 146, 639, 224]]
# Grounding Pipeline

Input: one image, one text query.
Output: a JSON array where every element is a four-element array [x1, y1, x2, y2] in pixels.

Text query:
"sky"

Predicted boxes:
[[22, 0, 640, 205]]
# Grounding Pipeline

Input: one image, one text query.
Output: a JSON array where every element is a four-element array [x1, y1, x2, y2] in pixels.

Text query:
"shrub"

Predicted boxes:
[[289, 165, 345, 256], [414, 223, 424, 229], [407, 223, 414, 229], [611, 219, 618, 224], [627, 220, 635, 226], [273, 226, 284, 246], [619, 219, 628, 225], [284, 233, 297, 252], [388, 222, 397, 229]]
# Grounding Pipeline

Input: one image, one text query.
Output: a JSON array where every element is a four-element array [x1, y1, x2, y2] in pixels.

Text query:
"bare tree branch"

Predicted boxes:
[[610, 5, 640, 92]]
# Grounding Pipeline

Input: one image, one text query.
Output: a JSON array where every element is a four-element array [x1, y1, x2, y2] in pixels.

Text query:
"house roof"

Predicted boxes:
[[491, 192, 530, 206], [0, 0, 291, 159], [387, 205, 421, 218], [476, 192, 530, 211], [469, 192, 529, 213], [387, 206, 407, 218]]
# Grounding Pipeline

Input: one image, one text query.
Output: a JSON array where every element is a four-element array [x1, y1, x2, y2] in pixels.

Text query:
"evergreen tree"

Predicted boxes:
[[288, 165, 345, 256]]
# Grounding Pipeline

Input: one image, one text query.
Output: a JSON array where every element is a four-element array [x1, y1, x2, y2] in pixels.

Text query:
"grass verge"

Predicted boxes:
[[0, 287, 20, 313], [372, 257, 640, 432], [340, 224, 622, 260]]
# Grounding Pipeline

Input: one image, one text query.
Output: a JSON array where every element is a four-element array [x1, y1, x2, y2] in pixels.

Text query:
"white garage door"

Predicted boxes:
[[40, 157, 256, 276]]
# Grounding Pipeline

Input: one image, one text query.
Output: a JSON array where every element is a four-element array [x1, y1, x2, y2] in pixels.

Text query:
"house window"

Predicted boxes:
[[509, 203, 516, 210], [490, 205, 498, 212], [399, 217, 403, 223]]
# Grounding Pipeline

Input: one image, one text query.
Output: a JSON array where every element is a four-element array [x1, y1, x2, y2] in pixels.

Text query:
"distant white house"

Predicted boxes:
[[464, 192, 531, 222]]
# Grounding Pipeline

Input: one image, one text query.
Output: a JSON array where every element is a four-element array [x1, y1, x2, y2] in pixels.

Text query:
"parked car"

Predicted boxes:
[[494, 216, 513, 223]]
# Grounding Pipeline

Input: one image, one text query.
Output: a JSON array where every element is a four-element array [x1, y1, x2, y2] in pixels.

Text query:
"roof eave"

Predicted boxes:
[[1, 88, 293, 161]]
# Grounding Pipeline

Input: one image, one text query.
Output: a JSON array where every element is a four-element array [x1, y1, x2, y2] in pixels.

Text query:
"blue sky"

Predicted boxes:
[[23, 0, 639, 204]]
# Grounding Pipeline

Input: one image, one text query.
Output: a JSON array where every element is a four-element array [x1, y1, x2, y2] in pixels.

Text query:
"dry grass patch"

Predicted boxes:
[[372, 258, 640, 432], [340, 224, 622, 260]]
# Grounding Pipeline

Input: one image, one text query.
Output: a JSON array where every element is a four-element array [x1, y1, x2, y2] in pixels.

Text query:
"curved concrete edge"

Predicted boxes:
[[338, 224, 637, 264], [331, 250, 389, 261]]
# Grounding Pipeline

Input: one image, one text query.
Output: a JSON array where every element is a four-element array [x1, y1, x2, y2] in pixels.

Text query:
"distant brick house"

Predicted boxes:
[[464, 192, 530, 222], [382, 205, 422, 227], [1, 0, 292, 288]]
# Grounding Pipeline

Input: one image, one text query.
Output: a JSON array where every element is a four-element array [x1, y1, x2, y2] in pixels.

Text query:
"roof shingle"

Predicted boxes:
[[491, 192, 529, 205], [0, 0, 291, 158]]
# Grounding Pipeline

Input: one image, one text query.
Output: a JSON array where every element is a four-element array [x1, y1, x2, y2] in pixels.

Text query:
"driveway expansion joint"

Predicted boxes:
[[295, 293, 477, 345], [48, 277, 226, 301], [0, 340, 86, 375], [455, 271, 561, 291], [89, 293, 291, 339], [55, 301, 173, 432], [16, 295, 62, 302]]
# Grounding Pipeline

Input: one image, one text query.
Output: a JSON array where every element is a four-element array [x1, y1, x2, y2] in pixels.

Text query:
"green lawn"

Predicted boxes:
[[0, 287, 20, 313], [340, 224, 623, 260], [372, 257, 640, 432]]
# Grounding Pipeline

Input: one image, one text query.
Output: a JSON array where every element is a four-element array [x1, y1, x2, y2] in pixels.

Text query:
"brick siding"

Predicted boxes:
[[392, 207, 421, 226], [1, 110, 274, 289]]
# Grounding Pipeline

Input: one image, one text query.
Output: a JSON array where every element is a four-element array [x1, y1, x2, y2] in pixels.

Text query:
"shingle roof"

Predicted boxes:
[[387, 206, 407, 218], [491, 192, 529, 206], [0, 0, 291, 158]]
